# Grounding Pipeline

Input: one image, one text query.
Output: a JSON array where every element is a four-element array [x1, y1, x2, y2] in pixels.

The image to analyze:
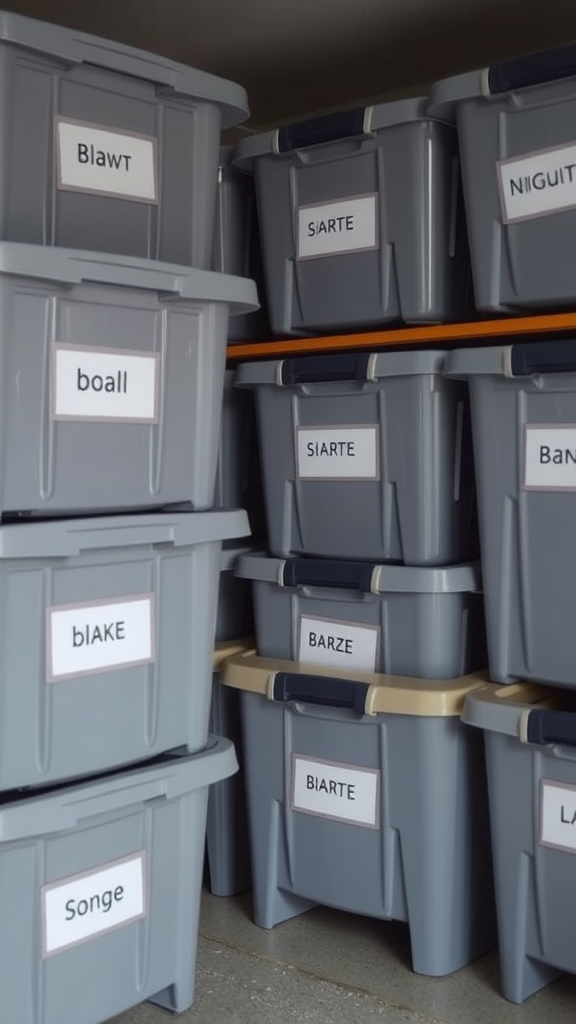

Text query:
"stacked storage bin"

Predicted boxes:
[[233, 98, 471, 335], [423, 42, 576, 1002], [0, 10, 259, 1024], [225, 345, 497, 977], [441, 338, 576, 1002], [429, 44, 576, 316]]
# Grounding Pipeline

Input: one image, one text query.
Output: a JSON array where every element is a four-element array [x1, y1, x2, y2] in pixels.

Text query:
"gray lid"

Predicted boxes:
[[233, 97, 448, 170], [0, 9, 248, 128], [443, 346, 515, 379], [462, 682, 564, 741], [0, 736, 237, 841], [0, 509, 250, 559], [237, 553, 481, 595], [235, 350, 449, 388], [0, 243, 259, 316], [427, 69, 488, 122]]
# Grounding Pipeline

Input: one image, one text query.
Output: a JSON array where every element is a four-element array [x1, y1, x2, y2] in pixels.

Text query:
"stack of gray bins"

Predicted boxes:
[[0, 10, 259, 1024], [429, 41, 576, 1004], [223, 344, 497, 979]]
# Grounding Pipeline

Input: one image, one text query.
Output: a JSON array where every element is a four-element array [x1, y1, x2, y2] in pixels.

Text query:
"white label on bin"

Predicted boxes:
[[57, 118, 158, 204], [296, 426, 379, 480], [523, 425, 576, 490], [46, 593, 155, 682], [497, 142, 576, 224], [540, 781, 576, 853], [291, 754, 380, 828], [298, 615, 379, 672], [51, 343, 160, 423], [297, 194, 378, 259], [41, 851, 146, 957]]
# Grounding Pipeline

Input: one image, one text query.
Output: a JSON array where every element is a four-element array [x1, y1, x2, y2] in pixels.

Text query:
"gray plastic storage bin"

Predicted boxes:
[[0, 736, 237, 1024], [233, 99, 469, 334], [0, 508, 249, 790], [445, 340, 576, 687], [214, 148, 268, 342], [237, 553, 485, 679], [0, 9, 248, 265], [214, 370, 266, 539], [223, 651, 496, 977], [236, 350, 478, 564], [207, 641, 253, 897], [429, 44, 576, 313], [0, 243, 256, 517], [463, 683, 576, 1002]]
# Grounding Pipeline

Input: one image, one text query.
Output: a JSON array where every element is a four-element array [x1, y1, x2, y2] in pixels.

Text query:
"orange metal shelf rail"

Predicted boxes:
[[226, 311, 576, 361]]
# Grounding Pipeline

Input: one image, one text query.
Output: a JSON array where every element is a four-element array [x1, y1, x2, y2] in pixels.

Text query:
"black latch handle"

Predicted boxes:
[[488, 44, 576, 96], [272, 672, 369, 713], [525, 709, 576, 748], [282, 559, 377, 592], [508, 340, 576, 377], [280, 353, 373, 385], [277, 108, 367, 153]]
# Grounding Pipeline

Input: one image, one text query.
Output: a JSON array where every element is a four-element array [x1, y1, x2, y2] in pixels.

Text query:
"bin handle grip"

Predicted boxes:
[[508, 341, 576, 377], [523, 709, 576, 748], [272, 671, 369, 713], [488, 44, 576, 95], [280, 353, 374, 385], [277, 108, 368, 153], [282, 559, 378, 592]]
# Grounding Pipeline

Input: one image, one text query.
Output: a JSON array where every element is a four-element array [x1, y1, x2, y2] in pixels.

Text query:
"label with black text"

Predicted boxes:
[[57, 118, 158, 203], [497, 142, 576, 224], [297, 194, 378, 259], [296, 426, 379, 480], [41, 851, 146, 957], [298, 615, 379, 672], [291, 754, 380, 828], [51, 343, 159, 423], [540, 780, 576, 853], [523, 424, 576, 490], [46, 593, 155, 681]]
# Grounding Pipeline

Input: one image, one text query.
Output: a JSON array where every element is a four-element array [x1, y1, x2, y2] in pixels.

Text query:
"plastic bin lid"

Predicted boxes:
[[236, 553, 481, 595], [462, 682, 572, 742], [0, 9, 248, 128], [0, 242, 259, 316], [0, 509, 250, 560], [0, 735, 237, 842], [235, 350, 448, 388], [233, 97, 448, 169], [428, 69, 488, 121], [445, 341, 576, 380], [443, 346, 509, 378], [222, 650, 490, 717], [428, 43, 576, 121], [213, 638, 254, 672]]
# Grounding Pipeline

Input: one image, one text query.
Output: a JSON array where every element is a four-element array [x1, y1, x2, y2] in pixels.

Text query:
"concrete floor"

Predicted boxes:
[[113, 887, 576, 1024]]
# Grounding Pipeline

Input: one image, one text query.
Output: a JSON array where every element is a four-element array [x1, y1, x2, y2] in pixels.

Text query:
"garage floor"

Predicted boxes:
[[113, 888, 576, 1023]]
